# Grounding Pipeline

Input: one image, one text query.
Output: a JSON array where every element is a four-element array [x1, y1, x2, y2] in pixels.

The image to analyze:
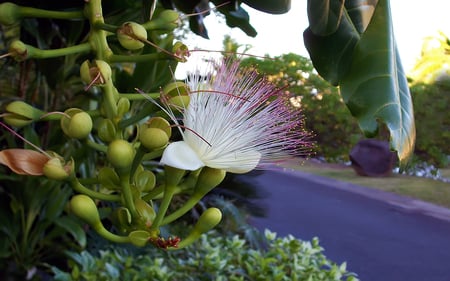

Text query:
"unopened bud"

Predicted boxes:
[[43, 157, 73, 180], [107, 139, 135, 170], [60, 108, 93, 139], [172, 41, 189, 62], [70, 194, 102, 230], [161, 81, 190, 110], [80, 60, 112, 86], [139, 127, 169, 151], [117, 22, 147, 50], [194, 167, 226, 196], [97, 118, 116, 143], [0, 3, 21, 25], [143, 9, 180, 31]]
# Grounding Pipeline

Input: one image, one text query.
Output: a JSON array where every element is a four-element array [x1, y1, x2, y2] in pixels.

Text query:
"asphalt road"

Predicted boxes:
[[240, 168, 450, 281]]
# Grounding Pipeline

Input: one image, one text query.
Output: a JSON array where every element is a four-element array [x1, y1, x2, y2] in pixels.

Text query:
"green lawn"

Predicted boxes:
[[281, 159, 450, 209]]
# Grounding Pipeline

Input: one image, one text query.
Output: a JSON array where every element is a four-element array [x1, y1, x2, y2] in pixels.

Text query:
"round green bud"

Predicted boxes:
[[70, 194, 102, 229], [146, 117, 172, 139], [43, 157, 73, 180], [61, 108, 93, 139], [139, 127, 169, 150], [107, 139, 135, 169], [0, 3, 21, 25], [117, 22, 147, 50]]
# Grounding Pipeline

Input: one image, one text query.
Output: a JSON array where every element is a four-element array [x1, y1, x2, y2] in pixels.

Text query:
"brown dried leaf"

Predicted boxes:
[[0, 149, 49, 176]]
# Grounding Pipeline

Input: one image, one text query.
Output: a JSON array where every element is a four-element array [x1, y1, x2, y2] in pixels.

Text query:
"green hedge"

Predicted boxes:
[[52, 230, 358, 281], [410, 82, 450, 167]]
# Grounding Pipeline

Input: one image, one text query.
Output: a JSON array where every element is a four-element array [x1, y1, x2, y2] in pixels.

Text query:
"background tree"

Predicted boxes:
[[241, 53, 363, 161]]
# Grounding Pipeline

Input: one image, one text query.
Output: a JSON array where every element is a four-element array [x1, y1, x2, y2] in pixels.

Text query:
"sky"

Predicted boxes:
[[177, 1, 450, 77]]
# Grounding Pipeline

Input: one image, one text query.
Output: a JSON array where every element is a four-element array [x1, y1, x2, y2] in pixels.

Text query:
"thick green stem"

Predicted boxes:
[[85, 0, 112, 60], [119, 93, 160, 101], [86, 139, 107, 153], [119, 172, 138, 219], [95, 224, 130, 243], [150, 184, 176, 231], [26, 43, 91, 59], [93, 22, 118, 33], [70, 178, 120, 201], [102, 80, 118, 119], [110, 53, 171, 63], [161, 194, 201, 225], [20, 7, 84, 20]]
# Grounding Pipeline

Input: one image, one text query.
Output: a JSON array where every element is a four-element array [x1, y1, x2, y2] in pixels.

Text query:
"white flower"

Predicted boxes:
[[160, 59, 313, 173]]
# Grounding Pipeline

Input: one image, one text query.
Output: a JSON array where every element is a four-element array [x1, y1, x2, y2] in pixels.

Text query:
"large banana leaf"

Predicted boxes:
[[304, 0, 415, 165]]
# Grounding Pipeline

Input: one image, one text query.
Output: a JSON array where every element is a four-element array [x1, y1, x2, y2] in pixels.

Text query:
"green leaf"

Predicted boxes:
[[303, 13, 360, 85], [339, 0, 415, 165], [55, 216, 87, 247], [306, 0, 345, 36], [242, 0, 291, 14]]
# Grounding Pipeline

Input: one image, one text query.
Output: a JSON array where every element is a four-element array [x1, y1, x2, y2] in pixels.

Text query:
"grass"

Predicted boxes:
[[281, 159, 450, 209]]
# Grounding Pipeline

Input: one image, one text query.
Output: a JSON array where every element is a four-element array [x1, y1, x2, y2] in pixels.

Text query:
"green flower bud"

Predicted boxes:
[[135, 169, 156, 192], [43, 157, 73, 180], [134, 198, 156, 228], [80, 60, 112, 86], [107, 139, 135, 170], [3, 101, 45, 127], [128, 230, 151, 247], [177, 207, 222, 249], [161, 81, 190, 110], [97, 118, 116, 143], [9, 40, 29, 61], [117, 97, 130, 117], [70, 194, 102, 230], [194, 207, 222, 234], [60, 108, 93, 139], [0, 3, 21, 25], [172, 41, 189, 62], [6, 101, 44, 120], [3, 115, 32, 127], [194, 167, 226, 196], [97, 167, 120, 190], [146, 117, 172, 139], [143, 9, 180, 31], [117, 22, 147, 50], [112, 207, 132, 233], [139, 127, 169, 150]]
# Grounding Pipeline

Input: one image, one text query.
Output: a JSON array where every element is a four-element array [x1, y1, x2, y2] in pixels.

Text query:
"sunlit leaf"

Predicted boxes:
[[339, 0, 415, 165]]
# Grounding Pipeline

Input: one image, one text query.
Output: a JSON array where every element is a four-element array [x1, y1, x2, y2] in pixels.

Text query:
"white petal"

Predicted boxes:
[[160, 141, 204, 171], [205, 150, 261, 174]]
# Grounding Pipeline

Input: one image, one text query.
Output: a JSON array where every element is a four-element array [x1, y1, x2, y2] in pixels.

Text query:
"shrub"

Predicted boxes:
[[52, 229, 358, 281], [410, 82, 450, 167]]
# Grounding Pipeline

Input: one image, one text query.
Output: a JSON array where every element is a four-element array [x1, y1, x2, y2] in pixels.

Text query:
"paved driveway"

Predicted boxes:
[[241, 168, 450, 281]]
